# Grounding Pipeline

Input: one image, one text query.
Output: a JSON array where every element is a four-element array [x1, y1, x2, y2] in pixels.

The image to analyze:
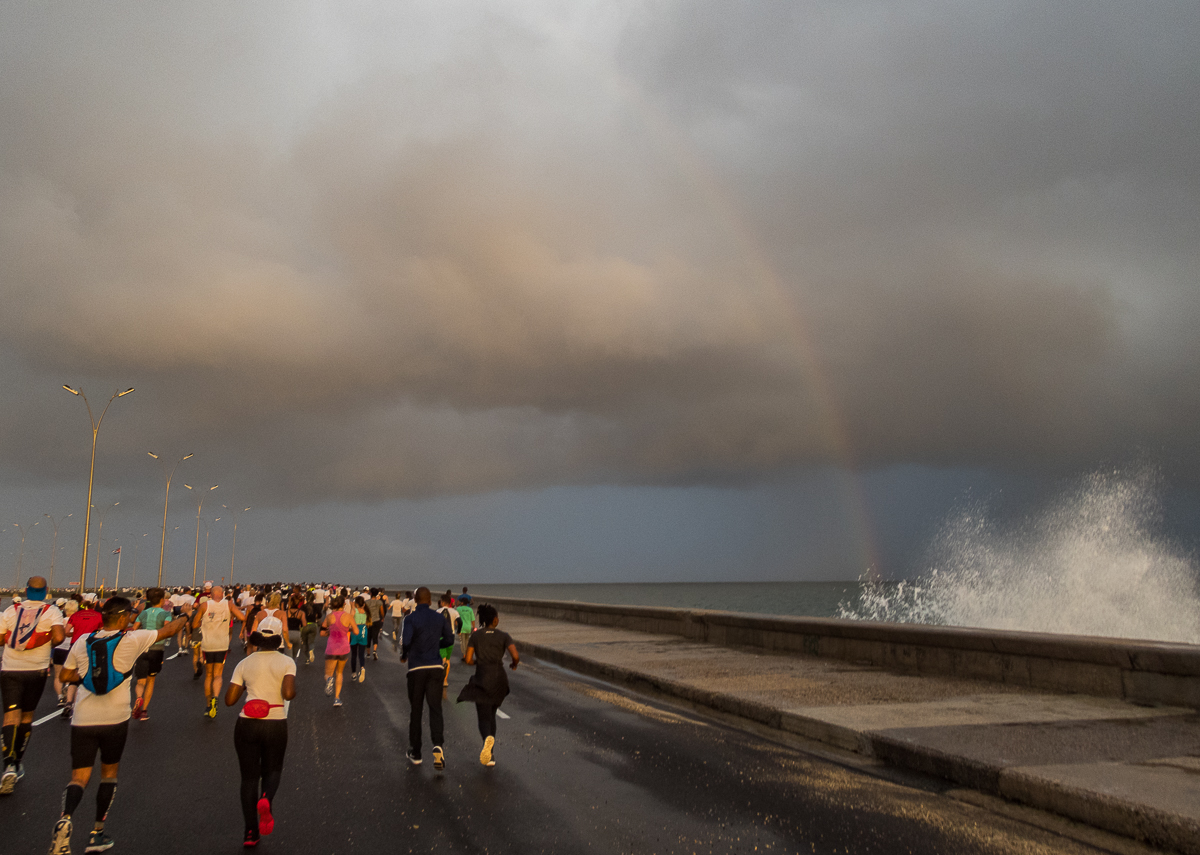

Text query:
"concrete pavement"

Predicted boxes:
[[0, 626, 1141, 855], [505, 614, 1200, 854]]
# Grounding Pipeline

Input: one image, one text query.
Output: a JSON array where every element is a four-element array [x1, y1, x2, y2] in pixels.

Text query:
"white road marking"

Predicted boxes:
[[496, 709, 511, 719], [33, 710, 62, 727]]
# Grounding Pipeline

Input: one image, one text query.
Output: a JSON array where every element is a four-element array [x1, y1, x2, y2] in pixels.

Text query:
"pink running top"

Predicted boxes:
[[325, 612, 353, 656]]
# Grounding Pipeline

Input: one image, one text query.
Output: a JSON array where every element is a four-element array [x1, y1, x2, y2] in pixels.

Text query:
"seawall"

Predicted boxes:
[[482, 595, 1200, 708]]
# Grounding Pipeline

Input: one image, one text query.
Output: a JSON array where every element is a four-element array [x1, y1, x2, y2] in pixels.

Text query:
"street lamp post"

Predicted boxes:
[[148, 452, 193, 587], [62, 386, 134, 592], [11, 521, 38, 588], [91, 501, 119, 590], [223, 505, 250, 585], [43, 513, 72, 590], [185, 484, 218, 590]]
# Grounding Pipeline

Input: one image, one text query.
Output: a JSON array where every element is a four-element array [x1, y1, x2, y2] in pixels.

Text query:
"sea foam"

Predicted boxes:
[[839, 469, 1200, 644]]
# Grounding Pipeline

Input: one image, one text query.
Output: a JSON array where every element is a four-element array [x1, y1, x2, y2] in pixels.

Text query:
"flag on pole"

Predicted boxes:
[[112, 547, 121, 554]]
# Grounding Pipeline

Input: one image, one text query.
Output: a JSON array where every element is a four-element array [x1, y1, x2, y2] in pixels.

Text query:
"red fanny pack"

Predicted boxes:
[[242, 700, 284, 719]]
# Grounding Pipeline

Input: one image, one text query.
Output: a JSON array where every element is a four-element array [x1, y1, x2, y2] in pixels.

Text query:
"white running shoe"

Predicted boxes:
[[49, 816, 72, 855], [324, 676, 333, 696], [358, 667, 365, 683], [480, 735, 495, 767], [432, 745, 445, 770], [0, 764, 17, 795]]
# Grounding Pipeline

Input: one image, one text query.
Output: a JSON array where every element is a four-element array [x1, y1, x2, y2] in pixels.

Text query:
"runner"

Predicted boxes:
[[130, 588, 172, 721], [349, 596, 369, 683], [241, 594, 264, 649], [387, 591, 408, 652], [455, 596, 477, 662], [225, 616, 296, 848], [48, 596, 186, 854], [457, 603, 520, 767], [320, 596, 354, 707], [250, 592, 291, 655], [365, 589, 384, 661], [190, 588, 208, 680], [0, 576, 65, 794], [52, 597, 80, 709], [61, 597, 103, 719], [401, 587, 454, 768], [436, 593, 462, 688], [298, 594, 320, 664], [191, 585, 247, 719], [285, 594, 304, 660]]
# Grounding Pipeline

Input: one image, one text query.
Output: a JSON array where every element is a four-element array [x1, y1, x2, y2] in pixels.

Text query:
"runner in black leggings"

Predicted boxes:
[[225, 617, 296, 848]]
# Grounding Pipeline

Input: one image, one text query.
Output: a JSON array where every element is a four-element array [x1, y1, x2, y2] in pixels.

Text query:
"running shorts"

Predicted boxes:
[[1, 669, 48, 714], [203, 650, 228, 665], [325, 653, 347, 662], [70, 721, 129, 769], [51, 647, 69, 667], [134, 649, 165, 678]]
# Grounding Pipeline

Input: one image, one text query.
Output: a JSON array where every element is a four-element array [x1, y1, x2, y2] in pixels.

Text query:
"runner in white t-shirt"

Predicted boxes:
[[388, 592, 409, 651], [1, 576, 66, 795], [226, 616, 296, 847], [191, 586, 246, 720], [48, 596, 185, 855]]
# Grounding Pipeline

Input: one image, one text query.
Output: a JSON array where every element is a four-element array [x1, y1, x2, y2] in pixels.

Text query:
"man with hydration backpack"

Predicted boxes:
[[48, 596, 187, 855], [0, 575, 66, 795]]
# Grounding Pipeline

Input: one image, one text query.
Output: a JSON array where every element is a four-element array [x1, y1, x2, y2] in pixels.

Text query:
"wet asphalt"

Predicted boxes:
[[0, 628, 1139, 855]]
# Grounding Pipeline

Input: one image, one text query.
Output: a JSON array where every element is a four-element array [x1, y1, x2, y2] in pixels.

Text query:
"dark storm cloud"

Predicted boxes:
[[1, 0, 1198, 508]]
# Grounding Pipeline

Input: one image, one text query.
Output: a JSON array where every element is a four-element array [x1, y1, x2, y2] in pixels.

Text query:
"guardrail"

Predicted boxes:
[[481, 595, 1200, 707]]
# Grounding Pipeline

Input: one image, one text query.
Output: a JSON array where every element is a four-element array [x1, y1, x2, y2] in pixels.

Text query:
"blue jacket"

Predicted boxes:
[[401, 603, 454, 670]]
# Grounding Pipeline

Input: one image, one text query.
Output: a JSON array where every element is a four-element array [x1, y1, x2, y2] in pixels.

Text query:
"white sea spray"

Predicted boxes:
[[839, 469, 1200, 644]]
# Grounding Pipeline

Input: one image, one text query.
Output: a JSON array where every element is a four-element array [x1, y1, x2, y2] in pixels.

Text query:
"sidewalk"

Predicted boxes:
[[505, 614, 1200, 854]]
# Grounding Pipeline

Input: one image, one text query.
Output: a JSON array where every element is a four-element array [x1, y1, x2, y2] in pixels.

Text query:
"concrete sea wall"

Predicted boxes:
[[482, 596, 1200, 708]]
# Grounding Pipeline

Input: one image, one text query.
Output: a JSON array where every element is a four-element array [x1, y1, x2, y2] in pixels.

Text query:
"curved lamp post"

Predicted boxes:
[[63, 385, 134, 592], [43, 513, 72, 590], [185, 484, 218, 590], [148, 452, 193, 587], [222, 505, 250, 585]]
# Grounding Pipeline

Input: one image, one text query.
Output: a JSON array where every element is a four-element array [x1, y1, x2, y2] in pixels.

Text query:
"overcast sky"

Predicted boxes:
[[1, 1, 1198, 586]]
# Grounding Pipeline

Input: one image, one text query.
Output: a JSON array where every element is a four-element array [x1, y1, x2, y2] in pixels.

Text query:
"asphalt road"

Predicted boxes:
[[1, 629, 1143, 855]]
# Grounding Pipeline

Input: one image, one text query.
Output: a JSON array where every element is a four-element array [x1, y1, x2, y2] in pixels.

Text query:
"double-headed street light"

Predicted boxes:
[[222, 505, 250, 585], [148, 452, 193, 587], [63, 385, 134, 591], [185, 484, 218, 589], [43, 513, 72, 589]]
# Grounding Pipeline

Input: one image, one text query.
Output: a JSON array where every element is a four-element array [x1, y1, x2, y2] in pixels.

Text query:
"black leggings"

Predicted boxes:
[[476, 704, 498, 739], [233, 718, 288, 833], [350, 644, 367, 672]]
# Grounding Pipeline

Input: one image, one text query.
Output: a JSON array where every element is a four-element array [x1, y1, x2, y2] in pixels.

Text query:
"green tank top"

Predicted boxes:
[[138, 606, 172, 649]]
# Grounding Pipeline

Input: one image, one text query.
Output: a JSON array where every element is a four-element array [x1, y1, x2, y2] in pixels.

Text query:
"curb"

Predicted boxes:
[[518, 639, 1198, 855]]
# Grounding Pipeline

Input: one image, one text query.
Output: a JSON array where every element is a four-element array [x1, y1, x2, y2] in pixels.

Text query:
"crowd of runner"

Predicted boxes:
[[1, 577, 517, 853]]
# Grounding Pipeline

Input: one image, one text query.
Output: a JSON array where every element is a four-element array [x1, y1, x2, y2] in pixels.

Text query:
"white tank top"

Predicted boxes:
[[200, 597, 231, 651]]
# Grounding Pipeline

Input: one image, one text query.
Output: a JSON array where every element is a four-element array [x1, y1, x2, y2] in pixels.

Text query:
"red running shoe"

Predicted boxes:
[[257, 797, 274, 836], [243, 829, 259, 848], [132, 698, 144, 720]]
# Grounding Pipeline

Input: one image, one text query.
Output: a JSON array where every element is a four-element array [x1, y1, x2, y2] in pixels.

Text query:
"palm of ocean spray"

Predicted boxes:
[[839, 469, 1200, 644]]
